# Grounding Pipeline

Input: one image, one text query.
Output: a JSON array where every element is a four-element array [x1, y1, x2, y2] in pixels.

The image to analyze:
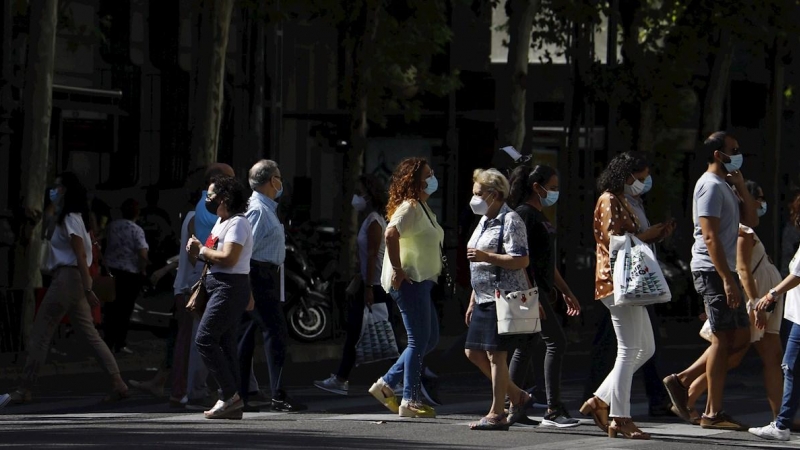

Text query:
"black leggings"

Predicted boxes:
[[508, 291, 567, 409], [336, 285, 394, 380]]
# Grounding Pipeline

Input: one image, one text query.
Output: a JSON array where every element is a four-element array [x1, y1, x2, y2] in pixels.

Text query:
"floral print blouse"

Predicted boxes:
[[593, 192, 639, 300]]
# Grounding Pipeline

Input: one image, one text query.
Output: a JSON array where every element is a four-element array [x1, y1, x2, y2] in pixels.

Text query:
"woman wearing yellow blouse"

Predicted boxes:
[[580, 152, 671, 439], [369, 158, 444, 418]]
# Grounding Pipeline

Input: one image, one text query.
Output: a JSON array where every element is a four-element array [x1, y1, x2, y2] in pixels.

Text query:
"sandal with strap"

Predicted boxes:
[[579, 396, 609, 433], [507, 391, 534, 426], [470, 414, 510, 431], [608, 418, 651, 440]]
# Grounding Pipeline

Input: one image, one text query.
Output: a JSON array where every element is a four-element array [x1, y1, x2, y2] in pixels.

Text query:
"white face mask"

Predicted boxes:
[[624, 176, 646, 196], [351, 194, 367, 212], [470, 195, 493, 216]]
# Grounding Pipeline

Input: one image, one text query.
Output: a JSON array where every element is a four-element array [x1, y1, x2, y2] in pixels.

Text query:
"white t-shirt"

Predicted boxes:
[[784, 245, 800, 325], [207, 215, 253, 275], [46, 213, 92, 270], [358, 212, 386, 286]]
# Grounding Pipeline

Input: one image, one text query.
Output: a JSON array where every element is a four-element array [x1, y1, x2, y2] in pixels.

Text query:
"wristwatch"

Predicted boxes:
[[199, 247, 207, 258], [768, 288, 779, 302]]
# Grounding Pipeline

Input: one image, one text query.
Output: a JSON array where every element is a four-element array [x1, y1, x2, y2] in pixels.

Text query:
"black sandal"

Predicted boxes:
[[470, 414, 510, 431]]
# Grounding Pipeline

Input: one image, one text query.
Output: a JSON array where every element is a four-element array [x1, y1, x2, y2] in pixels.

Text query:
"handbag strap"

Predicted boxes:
[[419, 202, 444, 258], [493, 212, 534, 291]]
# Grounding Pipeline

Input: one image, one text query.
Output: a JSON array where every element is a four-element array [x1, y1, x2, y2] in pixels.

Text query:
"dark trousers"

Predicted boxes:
[[195, 272, 251, 399], [103, 269, 143, 352], [508, 291, 567, 409], [336, 285, 394, 380], [238, 261, 287, 401], [582, 304, 668, 407]]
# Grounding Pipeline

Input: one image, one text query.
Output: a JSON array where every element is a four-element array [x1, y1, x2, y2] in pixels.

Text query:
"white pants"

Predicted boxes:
[[594, 296, 656, 418]]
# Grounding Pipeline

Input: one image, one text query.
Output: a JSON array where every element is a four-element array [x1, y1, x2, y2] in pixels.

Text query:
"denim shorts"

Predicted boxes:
[[692, 271, 749, 332]]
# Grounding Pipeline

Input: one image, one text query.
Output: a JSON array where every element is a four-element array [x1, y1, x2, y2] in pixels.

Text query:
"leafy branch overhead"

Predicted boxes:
[[283, 0, 461, 126]]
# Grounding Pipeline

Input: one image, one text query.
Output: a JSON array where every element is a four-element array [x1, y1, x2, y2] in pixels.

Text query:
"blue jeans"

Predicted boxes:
[[777, 322, 800, 430], [382, 280, 439, 402]]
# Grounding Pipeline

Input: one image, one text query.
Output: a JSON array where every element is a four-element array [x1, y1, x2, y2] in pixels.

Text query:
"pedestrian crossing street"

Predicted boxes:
[[2, 394, 800, 449]]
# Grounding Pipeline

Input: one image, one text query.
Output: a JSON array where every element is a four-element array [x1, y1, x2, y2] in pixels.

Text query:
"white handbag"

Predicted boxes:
[[492, 212, 541, 335], [609, 233, 671, 306], [39, 219, 57, 275]]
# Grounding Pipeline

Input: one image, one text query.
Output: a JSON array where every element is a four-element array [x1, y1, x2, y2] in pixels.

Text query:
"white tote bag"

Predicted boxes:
[[496, 277, 541, 335], [609, 234, 671, 306], [355, 303, 400, 366]]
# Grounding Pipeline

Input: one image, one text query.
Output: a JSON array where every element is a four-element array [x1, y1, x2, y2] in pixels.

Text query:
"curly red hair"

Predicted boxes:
[[386, 157, 428, 220], [791, 192, 800, 230]]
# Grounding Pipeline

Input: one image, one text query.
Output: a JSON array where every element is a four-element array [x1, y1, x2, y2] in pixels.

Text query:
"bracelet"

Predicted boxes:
[[199, 247, 207, 257], [84, 289, 93, 294], [392, 266, 402, 271]]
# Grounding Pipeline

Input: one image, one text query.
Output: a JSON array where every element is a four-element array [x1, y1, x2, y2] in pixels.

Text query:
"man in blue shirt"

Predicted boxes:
[[238, 159, 302, 412]]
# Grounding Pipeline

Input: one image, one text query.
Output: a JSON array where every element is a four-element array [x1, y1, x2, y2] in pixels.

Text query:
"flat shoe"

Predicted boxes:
[[507, 392, 533, 426], [470, 415, 510, 431]]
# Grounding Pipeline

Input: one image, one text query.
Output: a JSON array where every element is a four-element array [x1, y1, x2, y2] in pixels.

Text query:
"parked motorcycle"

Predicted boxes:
[[131, 233, 336, 343]]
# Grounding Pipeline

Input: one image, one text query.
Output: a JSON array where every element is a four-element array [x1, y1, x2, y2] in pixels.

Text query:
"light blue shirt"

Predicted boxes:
[[246, 191, 285, 265]]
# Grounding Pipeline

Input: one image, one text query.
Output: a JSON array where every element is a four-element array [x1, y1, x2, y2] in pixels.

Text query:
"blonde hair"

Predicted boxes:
[[473, 168, 510, 200]]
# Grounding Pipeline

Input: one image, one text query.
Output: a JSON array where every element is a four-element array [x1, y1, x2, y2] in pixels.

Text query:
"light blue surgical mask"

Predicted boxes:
[[758, 201, 768, 217], [721, 152, 743, 172], [274, 178, 284, 199], [49, 188, 60, 203], [641, 175, 653, 195], [423, 175, 438, 195], [539, 189, 559, 207]]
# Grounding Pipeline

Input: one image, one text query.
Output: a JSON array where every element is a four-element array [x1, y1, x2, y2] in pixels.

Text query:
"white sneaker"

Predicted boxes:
[[748, 422, 790, 441], [0, 393, 10, 408], [313, 374, 348, 395]]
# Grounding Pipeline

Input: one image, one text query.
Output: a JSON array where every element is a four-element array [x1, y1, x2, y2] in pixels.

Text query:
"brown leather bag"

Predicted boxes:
[[186, 263, 209, 316]]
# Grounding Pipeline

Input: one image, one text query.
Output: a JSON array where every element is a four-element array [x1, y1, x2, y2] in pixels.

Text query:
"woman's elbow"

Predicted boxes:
[[514, 256, 530, 269]]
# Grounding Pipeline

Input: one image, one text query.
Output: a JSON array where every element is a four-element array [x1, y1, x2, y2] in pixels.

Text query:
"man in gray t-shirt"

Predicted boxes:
[[661, 131, 759, 431]]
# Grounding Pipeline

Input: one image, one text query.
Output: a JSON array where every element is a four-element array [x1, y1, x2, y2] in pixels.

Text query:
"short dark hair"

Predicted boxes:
[[702, 131, 731, 163], [359, 174, 387, 216], [121, 198, 140, 220], [744, 180, 762, 199], [210, 176, 248, 215], [597, 152, 649, 193], [57, 172, 90, 231]]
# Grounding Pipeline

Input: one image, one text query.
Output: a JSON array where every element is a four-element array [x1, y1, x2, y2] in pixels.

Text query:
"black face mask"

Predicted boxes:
[[204, 199, 220, 215]]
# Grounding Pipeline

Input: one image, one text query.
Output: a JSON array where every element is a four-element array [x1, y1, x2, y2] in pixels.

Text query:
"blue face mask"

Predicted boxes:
[[539, 189, 559, 207], [721, 152, 743, 172], [641, 175, 653, 195], [758, 201, 768, 217], [274, 178, 284, 199], [423, 175, 438, 195], [49, 188, 60, 203]]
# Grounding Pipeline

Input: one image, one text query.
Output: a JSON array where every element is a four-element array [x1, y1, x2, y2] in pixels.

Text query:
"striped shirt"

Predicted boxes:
[[246, 191, 285, 265]]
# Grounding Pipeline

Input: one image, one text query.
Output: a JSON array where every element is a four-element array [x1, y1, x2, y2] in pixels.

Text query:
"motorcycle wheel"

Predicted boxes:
[[287, 303, 331, 342]]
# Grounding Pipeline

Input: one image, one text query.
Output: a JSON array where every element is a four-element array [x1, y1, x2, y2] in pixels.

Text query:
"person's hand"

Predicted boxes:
[[391, 267, 410, 290], [186, 235, 202, 258], [562, 292, 581, 316], [246, 292, 255, 312], [726, 170, 745, 187], [466, 248, 489, 263], [638, 223, 668, 243], [756, 295, 775, 311], [86, 290, 100, 307], [755, 310, 767, 330], [465, 302, 475, 326], [364, 286, 375, 309], [723, 275, 742, 309]]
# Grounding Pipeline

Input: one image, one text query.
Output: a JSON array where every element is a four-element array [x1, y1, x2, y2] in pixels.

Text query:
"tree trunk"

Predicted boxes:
[[188, 0, 235, 172], [498, 0, 539, 153], [700, 29, 733, 138], [636, 98, 656, 153], [12, 0, 59, 344], [558, 15, 591, 302], [337, 2, 381, 277], [250, 7, 266, 158]]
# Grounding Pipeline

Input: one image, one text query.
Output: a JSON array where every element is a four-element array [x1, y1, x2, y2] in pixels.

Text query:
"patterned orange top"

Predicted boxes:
[[593, 192, 639, 300]]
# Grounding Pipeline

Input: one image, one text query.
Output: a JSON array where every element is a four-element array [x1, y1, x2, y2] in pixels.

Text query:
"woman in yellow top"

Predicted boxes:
[[369, 158, 444, 419]]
